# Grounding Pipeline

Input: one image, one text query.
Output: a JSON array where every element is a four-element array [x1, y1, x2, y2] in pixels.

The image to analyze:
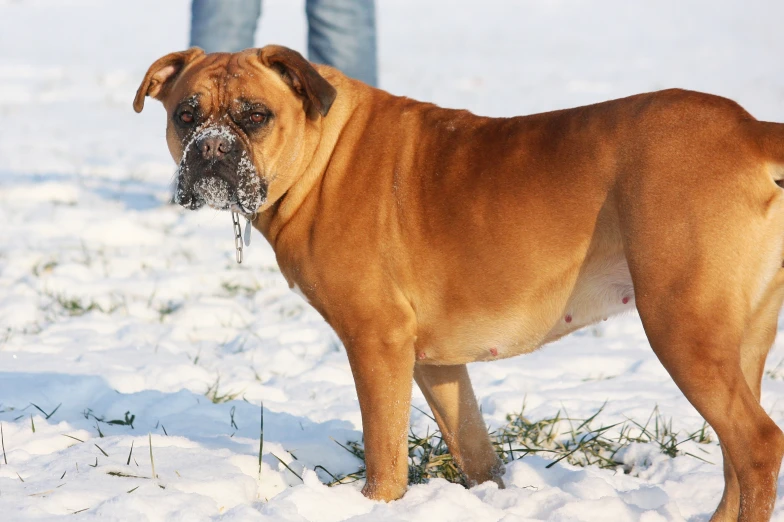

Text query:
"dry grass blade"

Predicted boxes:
[[1, 422, 7, 464], [411, 404, 436, 422], [106, 411, 135, 428], [258, 402, 264, 479], [127, 440, 134, 465], [271, 452, 302, 481], [30, 402, 61, 420], [28, 488, 56, 498], [148, 433, 157, 479], [313, 464, 340, 484], [108, 471, 149, 479]]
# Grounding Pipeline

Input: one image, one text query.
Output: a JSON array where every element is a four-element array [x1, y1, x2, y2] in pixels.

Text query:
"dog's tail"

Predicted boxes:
[[746, 120, 784, 184]]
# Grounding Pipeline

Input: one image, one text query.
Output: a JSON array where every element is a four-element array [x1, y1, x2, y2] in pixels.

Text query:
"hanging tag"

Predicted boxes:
[[244, 218, 252, 246]]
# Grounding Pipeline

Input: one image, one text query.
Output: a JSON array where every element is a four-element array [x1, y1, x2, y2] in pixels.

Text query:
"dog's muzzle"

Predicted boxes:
[[174, 126, 267, 215]]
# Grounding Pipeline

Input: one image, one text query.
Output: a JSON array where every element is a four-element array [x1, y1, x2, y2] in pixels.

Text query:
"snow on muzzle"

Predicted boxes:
[[174, 125, 267, 215]]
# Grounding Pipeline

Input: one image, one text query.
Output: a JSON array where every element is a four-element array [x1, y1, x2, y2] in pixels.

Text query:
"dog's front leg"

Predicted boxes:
[[343, 327, 416, 502]]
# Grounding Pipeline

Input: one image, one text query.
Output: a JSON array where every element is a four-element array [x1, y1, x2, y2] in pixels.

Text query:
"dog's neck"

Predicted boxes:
[[256, 74, 360, 249]]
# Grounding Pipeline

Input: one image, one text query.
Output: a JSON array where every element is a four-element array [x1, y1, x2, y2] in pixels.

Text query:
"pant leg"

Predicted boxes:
[[305, 0, 378, 87], [190, 0, 262, 53]]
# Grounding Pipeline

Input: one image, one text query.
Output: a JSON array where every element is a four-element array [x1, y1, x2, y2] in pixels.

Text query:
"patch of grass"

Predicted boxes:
[[580, 374, 617, 382], [83, 409, 136, 431], [765, 358, 784, 380], [277, 302, 305, 320], [328, 429, 464, 487], [1, 327, 13, 345], [221, 280, 262, 298], [106, 411, 136, 428], [45, 292, 121, 317], [325, 404, 715, 488], [56, 296, 102, 316], [30, 402, 61, 420], [156, 301, 182, 323], [205, 377, 242, 404], [107, 471, 148, 479], [31, 260, 58, 277], [497, 403, 714, 471]]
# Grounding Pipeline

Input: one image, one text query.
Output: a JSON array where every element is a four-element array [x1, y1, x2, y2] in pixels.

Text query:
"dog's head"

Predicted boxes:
[[133, 46, 337, 216]]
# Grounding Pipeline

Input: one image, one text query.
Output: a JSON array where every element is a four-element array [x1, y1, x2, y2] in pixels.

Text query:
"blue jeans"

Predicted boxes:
[[190, 0, 377, 87]]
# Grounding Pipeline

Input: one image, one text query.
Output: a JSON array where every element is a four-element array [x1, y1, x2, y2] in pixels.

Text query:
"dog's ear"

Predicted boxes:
[[258, 45, 337, 117], [133, 48, 205, 113]]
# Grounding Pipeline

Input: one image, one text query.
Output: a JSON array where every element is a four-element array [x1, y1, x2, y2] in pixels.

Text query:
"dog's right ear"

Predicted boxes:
[[133, 48, 205, 113]]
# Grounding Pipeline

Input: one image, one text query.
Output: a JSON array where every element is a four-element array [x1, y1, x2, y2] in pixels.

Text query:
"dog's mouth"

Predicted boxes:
[[189, 176, 235, 211], [174, 129, 267, 216], [175, 169, 266, 215]]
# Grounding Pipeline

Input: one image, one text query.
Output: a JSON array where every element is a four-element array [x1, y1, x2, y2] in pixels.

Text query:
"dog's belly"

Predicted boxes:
[[541, 255, 635, 343], [414, 256, 635, 365]]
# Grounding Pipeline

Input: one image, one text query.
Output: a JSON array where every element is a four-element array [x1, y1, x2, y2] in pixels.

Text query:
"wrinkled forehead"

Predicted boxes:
[[167, 51, 282, 113]]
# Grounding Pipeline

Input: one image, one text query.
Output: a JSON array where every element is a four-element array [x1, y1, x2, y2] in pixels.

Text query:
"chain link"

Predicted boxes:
[[232, 211, 243, 264]]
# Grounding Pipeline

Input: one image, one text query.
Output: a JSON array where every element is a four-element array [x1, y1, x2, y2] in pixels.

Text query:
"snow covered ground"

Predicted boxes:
[[2, 0, 784, 520]]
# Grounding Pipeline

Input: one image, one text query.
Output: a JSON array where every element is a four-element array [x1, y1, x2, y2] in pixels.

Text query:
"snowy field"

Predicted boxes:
[[2, 0, 784, 520]]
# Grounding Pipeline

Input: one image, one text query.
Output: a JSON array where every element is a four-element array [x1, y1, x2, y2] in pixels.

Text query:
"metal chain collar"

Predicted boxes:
[[232, 212, 244, 264], [232, 211, 254, 264]]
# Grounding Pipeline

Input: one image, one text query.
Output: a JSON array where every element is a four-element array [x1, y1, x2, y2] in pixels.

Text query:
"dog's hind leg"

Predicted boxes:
[[630, 248, 784, 522], [635, 280, 784, 521], [614, 150, 784, 520], [414, 364, 504, 487], [711, 270, 784, 521]]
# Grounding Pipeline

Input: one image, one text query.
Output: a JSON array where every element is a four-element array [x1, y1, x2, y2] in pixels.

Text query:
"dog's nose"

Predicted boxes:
[[199, 136, 233, 160]]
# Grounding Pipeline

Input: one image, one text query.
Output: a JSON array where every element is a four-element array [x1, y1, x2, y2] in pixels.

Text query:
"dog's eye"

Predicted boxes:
[[179, 111, 194, 124], [249, 112, 267, 124]]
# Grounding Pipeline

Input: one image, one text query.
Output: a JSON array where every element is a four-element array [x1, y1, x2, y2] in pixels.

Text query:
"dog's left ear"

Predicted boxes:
[[258, 45, 337, 117], [133, 47, 205, 113]]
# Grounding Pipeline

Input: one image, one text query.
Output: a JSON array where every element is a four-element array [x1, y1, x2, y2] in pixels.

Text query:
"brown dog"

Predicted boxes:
[[135, 45, 784, 521]]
